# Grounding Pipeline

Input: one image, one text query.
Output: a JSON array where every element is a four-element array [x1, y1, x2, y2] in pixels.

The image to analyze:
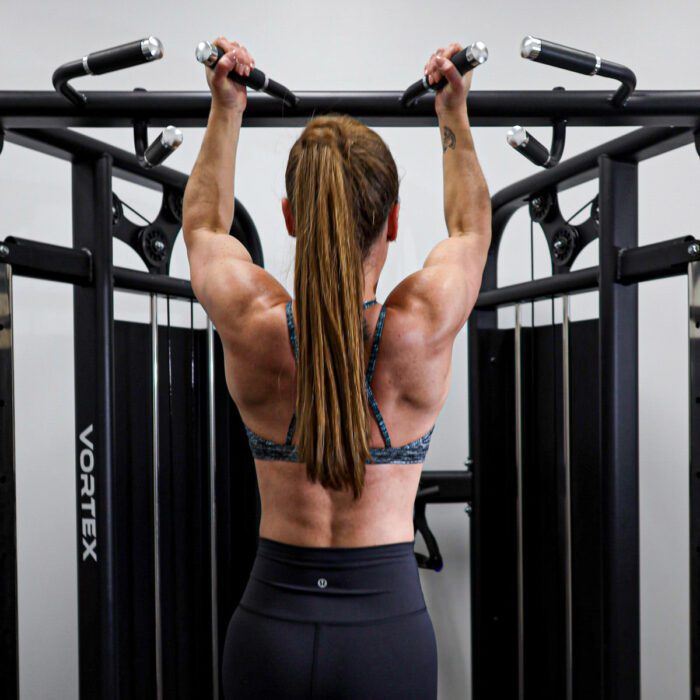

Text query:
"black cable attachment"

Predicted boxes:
[[112, 189, 181, 273], [52, 37, 164, 106], [520, 36, 636, 107], [112, 188, 263, 274], [400, 42, 488, 108], [195, 41, 299, 109]]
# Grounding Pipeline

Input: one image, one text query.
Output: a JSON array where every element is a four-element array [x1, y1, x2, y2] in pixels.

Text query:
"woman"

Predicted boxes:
[[183, 36, 491, 700]]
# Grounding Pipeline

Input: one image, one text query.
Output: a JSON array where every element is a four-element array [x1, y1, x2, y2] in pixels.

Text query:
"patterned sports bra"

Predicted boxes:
[[243, 300, 434, 465]]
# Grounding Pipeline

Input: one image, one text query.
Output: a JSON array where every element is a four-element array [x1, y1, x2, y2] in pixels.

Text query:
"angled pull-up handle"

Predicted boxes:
[[134, 121, 183, 169], [520, 36, 636, 107], [400, 41, 488, 108], [507, 88, 567, 168], [52, 37, 164, 107], [195, 41, 300, 109], [507, 120, 567, 168]]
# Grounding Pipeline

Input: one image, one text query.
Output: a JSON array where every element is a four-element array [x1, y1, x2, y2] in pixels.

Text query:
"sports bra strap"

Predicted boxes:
[[366, 383, 391, 448], [284, 413, 296, 446], [365, 305, 391, 448], [285, 301, 298, 361], [287, 300, 376, 362], [366, 305, 387, 385]]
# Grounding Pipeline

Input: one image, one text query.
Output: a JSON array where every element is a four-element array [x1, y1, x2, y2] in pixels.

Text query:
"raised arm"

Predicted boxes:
[[182, 37, 288, 338], [390, 43, 491, 342], [437, 46, 491, 264]]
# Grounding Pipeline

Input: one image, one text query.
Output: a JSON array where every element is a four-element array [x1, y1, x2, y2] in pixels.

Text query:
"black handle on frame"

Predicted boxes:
[[413, 497, 444, 572], [400, 41, 488, 108], [520, 36, 636, 107], [195, 41, 300, 109], [507, 110, 567, 169], [134, 121, 183, 169], [52, 37, 164, 106], [507, 126, 552, 167]]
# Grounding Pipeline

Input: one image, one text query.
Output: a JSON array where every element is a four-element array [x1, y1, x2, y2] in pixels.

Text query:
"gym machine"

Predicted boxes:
[[1, 32, 700, 700]]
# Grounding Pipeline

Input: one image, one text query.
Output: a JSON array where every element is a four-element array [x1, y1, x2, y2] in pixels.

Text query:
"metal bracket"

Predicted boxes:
[[413, 491, 444, 572], [112, 190, 182, 274], [528, 189, 599, 272], [411, 471, 473, 571]]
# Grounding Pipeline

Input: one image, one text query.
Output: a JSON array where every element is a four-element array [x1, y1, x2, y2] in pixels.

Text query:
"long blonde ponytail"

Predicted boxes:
[[285, 116, 398, 498]]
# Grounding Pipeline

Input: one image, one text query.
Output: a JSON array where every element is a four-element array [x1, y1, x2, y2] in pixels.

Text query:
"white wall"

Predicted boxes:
[[2, 1, 699, 697]]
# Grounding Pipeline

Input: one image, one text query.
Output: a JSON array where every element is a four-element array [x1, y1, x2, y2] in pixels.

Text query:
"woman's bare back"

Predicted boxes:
[[219, 297, 454, 547]]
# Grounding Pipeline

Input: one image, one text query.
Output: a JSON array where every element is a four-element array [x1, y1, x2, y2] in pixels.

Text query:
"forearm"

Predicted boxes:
[[438, 108, 491, 239], [183, 104, 242, 237]]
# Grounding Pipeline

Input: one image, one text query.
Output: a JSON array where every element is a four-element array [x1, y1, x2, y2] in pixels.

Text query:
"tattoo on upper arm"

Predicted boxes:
[[442, 126, 456, 153]]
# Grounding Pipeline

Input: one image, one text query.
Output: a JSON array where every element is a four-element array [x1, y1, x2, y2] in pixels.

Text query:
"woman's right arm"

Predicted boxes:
[[437, 45, 491, 269], [389, 44, 491, 343]]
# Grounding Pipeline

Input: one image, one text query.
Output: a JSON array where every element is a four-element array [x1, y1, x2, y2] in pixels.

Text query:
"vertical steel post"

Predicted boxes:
[[469, 236, 519, 697], [207, 319, 219, 700], [514, 303, 525, 700], [150, 294, 163, 700], [562, 295, 573, 700], [72, 155, 119, 698], [598, 155, 640, 700], [688, 261, 700, 699], [0, 263, 18, 699]]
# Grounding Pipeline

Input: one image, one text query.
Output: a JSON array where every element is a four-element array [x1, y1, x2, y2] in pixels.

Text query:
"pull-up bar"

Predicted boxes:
[[0, 33, 690, 129], [3, 90, 700, 129]]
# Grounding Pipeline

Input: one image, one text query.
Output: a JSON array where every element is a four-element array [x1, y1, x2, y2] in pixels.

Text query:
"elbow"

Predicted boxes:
[[183, 212, 231, 243], [475, 194, 493, 241], [181, 200, 200, 244], [182, 192, 230, 243]]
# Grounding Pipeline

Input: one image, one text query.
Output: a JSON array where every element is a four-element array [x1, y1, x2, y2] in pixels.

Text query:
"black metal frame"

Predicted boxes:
[[689, 262, 700, 699], [470, 113, 700, 698], [0, 262, 18, 698], [598, 156, 640, 699], [0, 125, 254, 698], [2, 89, 700, 129], [72, 153, 120, 697], [2, 77, 700, 700]]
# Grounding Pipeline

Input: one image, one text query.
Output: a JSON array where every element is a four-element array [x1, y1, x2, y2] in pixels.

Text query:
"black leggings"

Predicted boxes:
[[222, 537, 437, 699]]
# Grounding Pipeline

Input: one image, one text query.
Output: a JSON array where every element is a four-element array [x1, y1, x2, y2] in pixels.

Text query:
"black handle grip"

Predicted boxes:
[[400, 41, 488, 108], [202, 44, 268, 90], [195, 41, 299, 108], [142, 126, 183, 169], [506, 126, 552, 167], [52, 37, 164, 107], [521, 36, 597, 75], [86, 37, 163, 75], [520, 36, 637, 107]]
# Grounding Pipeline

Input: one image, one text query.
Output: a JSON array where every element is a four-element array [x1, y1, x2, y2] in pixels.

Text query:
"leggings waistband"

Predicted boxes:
[[239, 537, 426, 624]]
